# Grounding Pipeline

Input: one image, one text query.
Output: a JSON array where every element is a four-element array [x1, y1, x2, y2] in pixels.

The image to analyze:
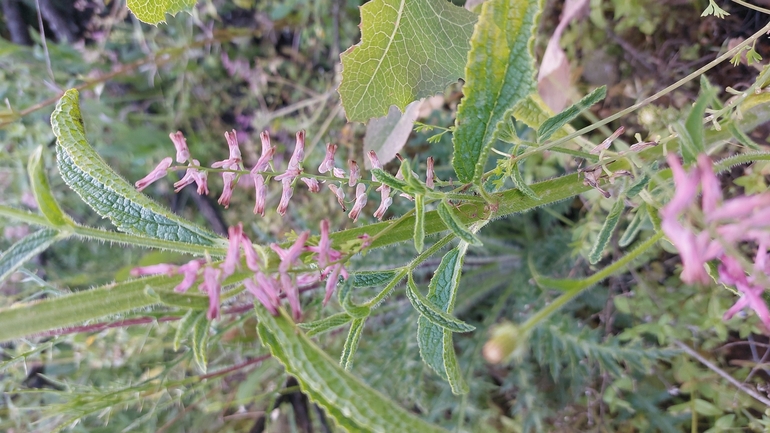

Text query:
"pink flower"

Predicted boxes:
[[212, 130, 243, 170], [301, 177, 320, 193], [306, 220, 347, 304], [201, 266, 223, 320], [348, 160, 360, 187], [426, 157, 435, 189], [175, 259, 203, 293], [367, 150, 382, 173], [275, 130, 305, 181], [253, 174, 267, 216], [170, 131, 191, 163], [374, 185, 392, 220], [319, 143, 337, 174], [243, 277, 278, 315], [277, 178, 294, 216], [218, 171, 237, 208], [222, 223, 244, 278], [130, 263, 177, 277], [135, 157, 173, 191], [328, 184, 346, 211], [174, 159, 208, 194], [270, 231, 310, 320], [251, 131, 275, 175], [241, 233, 262, 272], [348, 183, 367, 222]]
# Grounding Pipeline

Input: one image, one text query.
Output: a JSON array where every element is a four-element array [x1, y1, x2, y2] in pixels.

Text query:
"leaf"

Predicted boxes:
[[27, 146, 72, 228], [538, 86, 606, 142], [174, 309, 199, 351], [255, 307, 449, 433], [399, 157, 428, 193], [626, 173, 650, 198], [191, 311, 210, 372], [437, 200, 482, 246], [147, 286, 209, 310], [363, 101, 421, 167], [371, 168, 410, 192], [126, 0, 196, 25], [589, 198, 625, 264], [0, 229, 62, 284], [338, 0, 477, 122], [674, 89, 712, 165], [338, 279, 372, 319], [352, 270, 400, 287], [51, 90, 223, 247], [510, 160, 540, 200], [340, 318, 366, 370], [417, 245, 470, 394], [298, 312, 353, 337], [414, 194, 426, 253], [406, 273, 475, 333], [451, 0, 542, 184], [618, 205, 648, 248]]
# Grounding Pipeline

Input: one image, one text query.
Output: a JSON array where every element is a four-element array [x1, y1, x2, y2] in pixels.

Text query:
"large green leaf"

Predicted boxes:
[[338, 0, 477, 122], [51, 90, 223, 247], [0, 229, 62, 284], [451, 0, 542, 184], [255, 306, 449, 433], [417, 245, 469, 394], [126, 0, 196, 25]]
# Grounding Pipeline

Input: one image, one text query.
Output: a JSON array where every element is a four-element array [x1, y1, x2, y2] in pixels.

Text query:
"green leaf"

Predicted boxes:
[[147, 286, 209, 310], [0, 229, 62, 284], [675, 89, 712, 165], [340, 317, 366, 370], [437, 200, 482, 246], [371, 168, 410, 192], [174, 309, 199, 351], [414, 194, 426, 253], [538, 86, 607, 142], [126, 0, 196, 25], [255, 307, 449, 433], [51, 90, 223, 247], [510, 160, 540, 200], [338, 0, 477, 122], [400, 158, 428, 193], [298, 312, 353, 337], [589, 198, 625, 264], [338, 279, 372, 319], [618, 205, 648, 248], [27, 146, 72, 228], [626, 173, 650, 198], [406, 273, 475, 333], [191, 311, 210, 372], [451, 0, 542, 183], [417, 245, 470, 394], [352, 270, 400, 287]]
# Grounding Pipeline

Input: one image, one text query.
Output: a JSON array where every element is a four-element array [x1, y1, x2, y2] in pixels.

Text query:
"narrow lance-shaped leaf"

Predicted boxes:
[[372, 168, 410, 192], [589, 197, 625, 264], [51, 89, 223, 247], [406, 272, 475, 333], [338, 0, 477, 122], [340, 317, 366, 370], [255, 306, 449, 433], [147, 286, 209, 310], [191, 312, 210, 372], [510, 160, 540, 200], [0, 229, 62, 285], [417, 244, 470, 395], [352, 270, 399, 287], [414, 194, 426, 253], [619, 205, 648, 248], [675, 88, 713, 165], [452, 0, 542, 184], [437, 200, 482, 246], [27, 146, 72, 228], [298, 312, 353, 337], [538, 85, 607, 142], [174, 309, 199, 351]]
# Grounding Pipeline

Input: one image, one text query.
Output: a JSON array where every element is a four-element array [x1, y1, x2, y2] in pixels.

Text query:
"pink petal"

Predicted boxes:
[[348, 160, 360, 187], [130, 263, 178, 277], [135, 157, 173, 191], [319, 143, 337, 174], [222, 223, 243, 278], [170, 131, 191, 163]]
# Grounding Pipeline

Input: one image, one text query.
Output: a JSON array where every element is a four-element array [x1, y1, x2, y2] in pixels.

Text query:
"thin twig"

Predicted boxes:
[[673, 339, 770, 406]]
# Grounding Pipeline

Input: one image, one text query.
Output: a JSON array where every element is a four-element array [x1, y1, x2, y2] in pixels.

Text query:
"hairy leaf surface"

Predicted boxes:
[[127, 0, 196, 24], [0, 229, 62, 284]]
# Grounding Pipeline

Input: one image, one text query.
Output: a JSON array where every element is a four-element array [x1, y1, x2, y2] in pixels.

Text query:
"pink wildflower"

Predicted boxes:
[[218, 171, 237, 208], [170, 131, 191, 163], [348, 183, 367, 222], [275, 130, 305, 181], [301, 177, 320, 193], [328, 184, 346, 211], [201, 266, 223, 320], [243, 277, 278, 315], [306, 220, 347, 305], [368, 150, 382, 174], [174, 159, 208, 194], [277, 178, 294, 216], [251, 131, 275, 174], [222, 224, 244, 278], [135, 157, 173, 191], [241, 233, 262, 272], [212, 130, 243, 170], [348, 160, 360, 187], [270, 231, 310, 320], [374, 185, 392, 220], [175, 259, 203, 293], [253, 174, 267, 216], [130, 263, 177, 277], [319, 143, 337, 174]]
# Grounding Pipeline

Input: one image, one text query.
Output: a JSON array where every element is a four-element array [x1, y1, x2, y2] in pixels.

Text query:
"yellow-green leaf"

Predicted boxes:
[[126, 0, 196, 25], [338, 0, 477, 122], [452, 0, 542, 184]]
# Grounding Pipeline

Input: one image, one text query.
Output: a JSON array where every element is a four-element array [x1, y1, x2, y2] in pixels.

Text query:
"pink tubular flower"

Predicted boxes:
[[222, 223, 244, 278], [212, 130, 243, 170], [374, 185, 392, 220], [275, 130, 305, 181], [328, 184, 346, 210], [271, 231, 310, 320], [201, 266, 223, 320], [176, 259, 203, 293], [130, 263, 177, 277], [348, 183, 367, 222], [301, 177, 320, 193], [348, 160, 360, 187], [253, 174, 267, 216], [306, 220, 347, 304], [135, 157, 173, 191], [243, 277, 278, 315], [319, 143, 337, 174], [170, 131, 191, 163], [218, 171, 237, 208], [241, 233, 262, 271], [367, 150, 382, 173], [277, 178, 294, 216], [426, 157, 435, 189], [174, 159, 208, 194], [251, 131, 275, 175]]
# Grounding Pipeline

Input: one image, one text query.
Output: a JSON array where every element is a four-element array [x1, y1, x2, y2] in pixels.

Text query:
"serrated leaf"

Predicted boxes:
[[340, 317, 366, 370], [191, 312, 210, 372], [363, 101, 421, 166], [372, 168, 410, 192], [51, 90, 223, 247], [618, 205, 648, 248], [298, 312, 353, 337], [338, 279, 372, 319], [437, 200, 482, 246], [414, 194, 426, 253], [174, 309, 199, 351], [451, 0, 542, 184], [27, 146, 72, 228], [417, 245, 469, 394], [589, 198, 625, 264], [352, 270, 399, 287], [126, 0, 196, 25], [510, 160, 540, 200], [339, 0, 477, 122], [406, 273, 475, 333], [255, 307, 449, 433], [0, 229, 62, 284], [538, 86, 607, 142], [675, 89, 712, 165]]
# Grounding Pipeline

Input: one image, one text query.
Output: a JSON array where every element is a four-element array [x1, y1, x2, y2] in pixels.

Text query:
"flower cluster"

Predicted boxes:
[[134, 129, 408, 221], [661, 154, 770, 329], [131, 219, 348, 321]]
